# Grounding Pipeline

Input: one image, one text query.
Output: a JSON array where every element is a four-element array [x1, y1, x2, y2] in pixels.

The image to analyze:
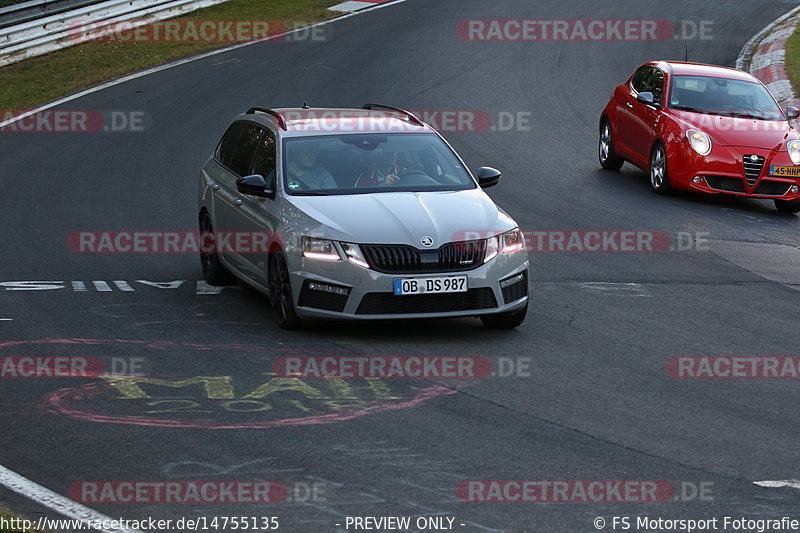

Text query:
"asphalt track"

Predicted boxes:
[[2, 0, 800, 531]]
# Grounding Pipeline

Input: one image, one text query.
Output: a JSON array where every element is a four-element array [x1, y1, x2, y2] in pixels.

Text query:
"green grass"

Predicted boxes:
[[0, 0, 341, 111], [785, 24, 800, 97]]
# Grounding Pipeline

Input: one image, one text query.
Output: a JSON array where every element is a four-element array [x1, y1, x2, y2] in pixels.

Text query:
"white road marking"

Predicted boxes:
[[196, 280, 240, 294], [0, 464, 142, 533], [0, 318, 13, 321], [113, 281, 135, 292], [577, 282, 651, 297], [71, 281, 88, 292], [0, 0, 410, 130], [754, 480, 800, 490], [92, 281, 112, 292], [134, 280, 185, 289]]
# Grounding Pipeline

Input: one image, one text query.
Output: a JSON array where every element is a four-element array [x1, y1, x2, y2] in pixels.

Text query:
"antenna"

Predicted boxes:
[[302, 102, 310, 109], [685, 45, 688, 62]]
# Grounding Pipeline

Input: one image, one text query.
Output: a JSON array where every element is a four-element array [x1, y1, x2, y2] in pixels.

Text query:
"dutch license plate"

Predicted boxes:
[[769, 165, 800, 177], [393, 276, 467, 295]]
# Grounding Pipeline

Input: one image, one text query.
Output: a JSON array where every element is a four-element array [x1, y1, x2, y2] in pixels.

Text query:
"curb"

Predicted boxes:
[[328, 0, 392, 13], [737, 5, 800, 124]]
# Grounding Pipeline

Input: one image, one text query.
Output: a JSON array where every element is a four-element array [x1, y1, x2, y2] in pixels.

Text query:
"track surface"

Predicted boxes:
[[2, 0, 800, 531]]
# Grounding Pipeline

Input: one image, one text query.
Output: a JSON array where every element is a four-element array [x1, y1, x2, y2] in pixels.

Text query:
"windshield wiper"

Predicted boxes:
[[670, 105, 715, 115]]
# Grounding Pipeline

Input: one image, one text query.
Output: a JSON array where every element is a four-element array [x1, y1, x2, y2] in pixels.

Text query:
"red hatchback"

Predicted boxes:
[[599, 61, 800, 213]]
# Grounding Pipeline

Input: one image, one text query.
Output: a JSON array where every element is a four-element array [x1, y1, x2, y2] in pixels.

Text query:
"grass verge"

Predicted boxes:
[[785, 23, 800, 97], [0, 508, 42, 533], [0, 0, 342, 112]]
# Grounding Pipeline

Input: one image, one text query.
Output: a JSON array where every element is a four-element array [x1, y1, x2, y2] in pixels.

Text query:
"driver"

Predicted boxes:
[[354, 150, 405, 187], [285, 141, 337, 191]]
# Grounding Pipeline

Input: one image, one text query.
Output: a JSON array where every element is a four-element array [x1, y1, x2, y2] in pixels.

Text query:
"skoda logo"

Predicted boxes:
[[750, 155, 759, 163], [420, 236, 434, 248]]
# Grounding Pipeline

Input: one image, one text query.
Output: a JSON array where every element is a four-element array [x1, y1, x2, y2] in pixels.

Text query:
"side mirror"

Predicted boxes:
[[476, 167, 502, 189], [787, 106, 800, 120], [236, 174, 272, 198], [636, 91, 659, 107]]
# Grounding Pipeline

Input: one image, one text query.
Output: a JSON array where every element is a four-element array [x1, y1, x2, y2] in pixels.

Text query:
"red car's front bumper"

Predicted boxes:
[[667, 142, 800, 200]]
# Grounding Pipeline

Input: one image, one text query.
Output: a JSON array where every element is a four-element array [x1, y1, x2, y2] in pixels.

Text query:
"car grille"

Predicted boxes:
[[298, 281, 348, 312], [704, 175, 745, 193], [501, 271, 528, 305], [753, 181, 792, 196], [361, 240, 487, 274], [742, 155, 765, 186], [355, 288, 497, 315]]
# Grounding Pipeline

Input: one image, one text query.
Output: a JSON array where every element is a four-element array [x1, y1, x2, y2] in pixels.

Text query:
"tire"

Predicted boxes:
[[599, 120, 624, 171], [268, 251, 302, 329], [649, 142, 672, 194], [774, 199, 800, 214], [199, 211, 237, 285], [480, 302, 527, 329]]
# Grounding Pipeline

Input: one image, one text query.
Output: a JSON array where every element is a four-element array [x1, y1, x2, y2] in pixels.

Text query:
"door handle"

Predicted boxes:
[[210, 182, 220, 190], [626, 102, 634, 109], [234, 198, 243, 206]]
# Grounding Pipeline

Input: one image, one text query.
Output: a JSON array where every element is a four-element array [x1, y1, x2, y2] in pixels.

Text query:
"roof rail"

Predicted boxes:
[[362, 103, 425, 127], [245, 107, 287, 130]]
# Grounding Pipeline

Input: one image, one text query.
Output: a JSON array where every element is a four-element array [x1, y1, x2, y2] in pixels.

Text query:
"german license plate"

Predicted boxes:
[[393, 276, 467, 295], [769, 165, 800, 177]]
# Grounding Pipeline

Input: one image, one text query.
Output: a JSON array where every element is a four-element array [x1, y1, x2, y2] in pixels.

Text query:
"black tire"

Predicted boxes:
[[199, 211, 237, 285], [649, 142, 672, 194], [268, 251, 302, 329], [480, 302, 527, 329], [599, 120, 624, 171], [774, 199, 800, 214]]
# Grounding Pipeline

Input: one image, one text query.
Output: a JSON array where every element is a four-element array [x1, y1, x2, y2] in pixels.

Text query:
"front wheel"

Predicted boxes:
[[774, 199, 800, 214], [599, 121, 624, 171], [268, 251, 302, 329], [480, 303, 527, 329], [650, 143, 672, 194]]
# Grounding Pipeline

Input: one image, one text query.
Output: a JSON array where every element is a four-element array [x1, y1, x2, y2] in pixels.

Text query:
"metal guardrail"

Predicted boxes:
[[0, 0, 107, 29], [0, 0, 233, 67]]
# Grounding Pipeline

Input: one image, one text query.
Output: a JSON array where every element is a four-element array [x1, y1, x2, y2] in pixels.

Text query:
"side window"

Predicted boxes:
[[227, 124, 263, 176], [631, 67, 650, 93], [646, 68, 665, 103], [250, 129, 277, 186], [216, 122, 247, 168]]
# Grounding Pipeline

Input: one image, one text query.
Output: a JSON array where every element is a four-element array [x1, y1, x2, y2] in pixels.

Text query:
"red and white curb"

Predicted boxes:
[[329, 0, 392, 12], [737, 6, 800, 123]]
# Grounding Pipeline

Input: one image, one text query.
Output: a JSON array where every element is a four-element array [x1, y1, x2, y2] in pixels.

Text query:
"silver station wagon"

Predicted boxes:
[[198, 104, 529, 329]]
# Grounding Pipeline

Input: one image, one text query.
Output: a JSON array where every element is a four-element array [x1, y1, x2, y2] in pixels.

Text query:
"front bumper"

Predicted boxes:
[[286, 250, 529, 320], [668, 144, 800, 200]]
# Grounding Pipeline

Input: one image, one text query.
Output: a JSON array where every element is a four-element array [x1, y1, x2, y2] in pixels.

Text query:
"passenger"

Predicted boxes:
[[285, 142, 337, 191]]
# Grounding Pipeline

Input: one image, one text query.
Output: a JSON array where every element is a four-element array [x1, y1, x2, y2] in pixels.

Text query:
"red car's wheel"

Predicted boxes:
[[599, 121, 624, 171], [650, 143, 672, 194], [774, 199, 800, 214]]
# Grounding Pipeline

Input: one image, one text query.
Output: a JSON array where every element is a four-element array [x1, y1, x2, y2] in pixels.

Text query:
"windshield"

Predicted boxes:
[[281, 133, 476, 195], [668, 75, 784, 120]]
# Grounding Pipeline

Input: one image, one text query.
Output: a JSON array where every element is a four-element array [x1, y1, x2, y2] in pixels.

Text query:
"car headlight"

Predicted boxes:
[[484, 229, 525, 263], [341, 243, 369, 268], [302, 237, 340, 261], [686, 129, 712, 156], [788, 140, 800, 165], [500, 228, 525, 253]]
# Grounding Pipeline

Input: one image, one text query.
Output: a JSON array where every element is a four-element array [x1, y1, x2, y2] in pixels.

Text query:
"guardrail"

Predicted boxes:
[[0, 0, 107, 29], [0, 0, 233, 67]]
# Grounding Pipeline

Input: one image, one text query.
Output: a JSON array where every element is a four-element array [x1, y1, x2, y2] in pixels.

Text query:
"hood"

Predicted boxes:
[[670, 110, 796, 149], [283, 189, 516, 246]]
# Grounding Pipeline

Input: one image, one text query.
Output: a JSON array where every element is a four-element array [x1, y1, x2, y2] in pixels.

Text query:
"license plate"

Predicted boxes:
[[769, 165, 800, 177], [394, 276, 467, 295]]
